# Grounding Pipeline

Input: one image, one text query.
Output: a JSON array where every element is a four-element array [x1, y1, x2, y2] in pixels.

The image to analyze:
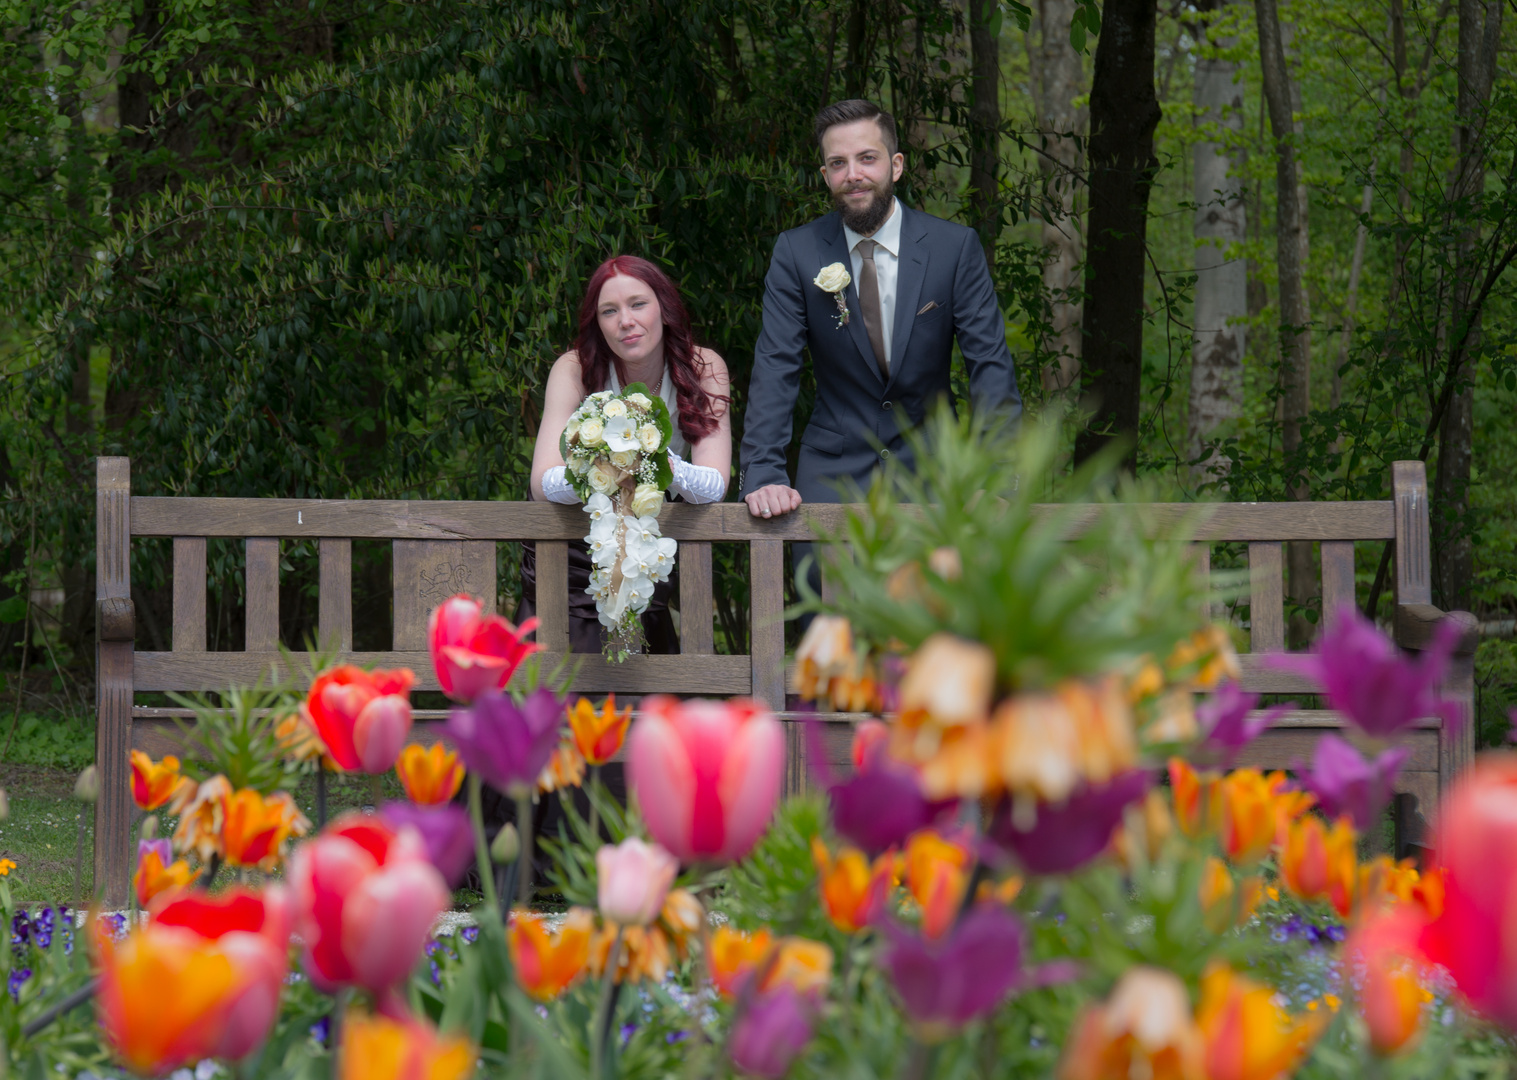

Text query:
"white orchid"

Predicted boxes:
[[588, 512, 618, 544], [588, 534, 620, 567], [584, 493, 614, 521], [648, 535, 677, 578], [602, 416, 639, 452]]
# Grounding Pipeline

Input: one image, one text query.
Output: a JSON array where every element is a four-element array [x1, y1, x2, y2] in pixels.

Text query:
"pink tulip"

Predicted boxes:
[[627, 696, 785, 863], [1419, 754, 1517, 1029], [596, 838, 679, 925], [288, 814, 451, 997], [429, 594, 542, 703], [306, 666, 416, 774]]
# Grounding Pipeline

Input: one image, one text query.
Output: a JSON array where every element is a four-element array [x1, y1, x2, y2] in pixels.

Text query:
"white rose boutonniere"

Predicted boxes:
[[814, 262, 852, 328]]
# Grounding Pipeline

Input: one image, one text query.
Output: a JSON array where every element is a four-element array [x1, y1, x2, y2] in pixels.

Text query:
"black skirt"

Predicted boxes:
[[514, 539, 679, 655]]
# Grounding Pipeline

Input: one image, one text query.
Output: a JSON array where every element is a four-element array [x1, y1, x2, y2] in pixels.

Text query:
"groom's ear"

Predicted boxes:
[[890, 152, 904, 183]]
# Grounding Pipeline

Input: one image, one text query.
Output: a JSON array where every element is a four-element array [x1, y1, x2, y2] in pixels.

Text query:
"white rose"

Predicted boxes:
[[630, 483, 664, 519], [580, 417, 604, 447], [814, 262, 851, 293], [589, 391, 613, 402], [627, 392, 652, 411], [603, 398, 628, 419], [637, 423, 662, 453], [602, 416, 639, 452], [587, 460, 619, 495], [610, 448, 639, 471], [564, 416, 582, 442]]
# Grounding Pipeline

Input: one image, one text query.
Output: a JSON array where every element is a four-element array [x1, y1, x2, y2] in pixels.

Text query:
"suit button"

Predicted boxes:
[[881, 400, 893, 410], [880, 448, 891, 458]]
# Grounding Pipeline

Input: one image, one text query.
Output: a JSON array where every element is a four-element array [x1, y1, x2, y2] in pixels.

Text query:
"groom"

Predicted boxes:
[[740, 99, 1022, 523]]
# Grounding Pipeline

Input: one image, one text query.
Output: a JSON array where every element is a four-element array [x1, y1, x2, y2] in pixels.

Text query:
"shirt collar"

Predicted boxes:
[[843, 198, 902, 258]]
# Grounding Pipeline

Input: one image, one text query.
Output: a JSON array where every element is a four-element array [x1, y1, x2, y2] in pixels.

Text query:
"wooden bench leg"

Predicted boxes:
[[95, 456, 134, 908]]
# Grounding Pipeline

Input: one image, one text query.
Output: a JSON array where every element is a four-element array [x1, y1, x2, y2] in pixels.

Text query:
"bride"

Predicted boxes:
[[519, 255, 732, 653]]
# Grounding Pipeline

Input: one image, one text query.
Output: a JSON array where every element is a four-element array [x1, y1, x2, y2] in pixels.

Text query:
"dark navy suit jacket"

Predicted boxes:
[[739, 204, 1022, 502]]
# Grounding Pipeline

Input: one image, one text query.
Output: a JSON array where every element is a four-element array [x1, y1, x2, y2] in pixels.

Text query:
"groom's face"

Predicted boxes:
[[820, 119, 904, 235]]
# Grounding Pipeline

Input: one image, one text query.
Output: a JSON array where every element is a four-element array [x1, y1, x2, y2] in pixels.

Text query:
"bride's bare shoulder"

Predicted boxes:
[[549, 351, 586, 390], [694, 347, 730, 387]]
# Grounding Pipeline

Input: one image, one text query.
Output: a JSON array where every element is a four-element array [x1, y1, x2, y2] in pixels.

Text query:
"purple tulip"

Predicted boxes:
[[982, 770, 1152, 874], [805, 718, 957, 854], [1198, 682, 1291, 766], [1266, 607, 1463, 737], [1293, 734, 1410, 831], [444, 687, 563, 795], [728, 985, 816, 1078], [380, 801, 477, 887], [877, 904, 1075, 1037]]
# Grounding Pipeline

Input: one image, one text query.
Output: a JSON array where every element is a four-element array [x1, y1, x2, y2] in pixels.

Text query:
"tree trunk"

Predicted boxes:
[[1187, 0, 1247, 487], [1254, 0, 1315, 641], [1434, 0, 1503, 611], [968, 0, 1001, 268], [1073, 0, 1159, 470], [845, 0, 869, 98], [1035, 0, 1085, 396]]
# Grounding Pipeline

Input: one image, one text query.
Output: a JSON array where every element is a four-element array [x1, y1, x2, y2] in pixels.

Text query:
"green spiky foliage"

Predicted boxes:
[[809, 407, 1237, 692]]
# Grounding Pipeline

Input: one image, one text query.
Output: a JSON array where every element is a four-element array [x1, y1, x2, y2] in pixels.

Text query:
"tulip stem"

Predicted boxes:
[[20, 978, 98, 1038], [587, 765, 602, 843], [315, 768, 328, 829], [515, 791, 535, 910], [591, 928, 625, 1080], [899, 1039, 939, 1080], [367, 773, 382, 810], [74, 804, 86, 911], [468, 775, 500, 917]]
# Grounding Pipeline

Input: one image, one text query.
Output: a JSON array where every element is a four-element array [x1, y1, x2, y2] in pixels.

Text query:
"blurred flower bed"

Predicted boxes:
[[0, 415, 1514, 1079]]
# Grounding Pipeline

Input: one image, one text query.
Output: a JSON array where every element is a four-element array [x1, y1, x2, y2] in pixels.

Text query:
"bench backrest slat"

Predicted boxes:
[[393, 540, 497, 648], [679, 541, 716, 655], [246, 538, 281, 650], [318, 538, 353, 651], [1247, 542, 1285, 653], [1321, 540, 1356, 618], [173, 536, 207, 652]]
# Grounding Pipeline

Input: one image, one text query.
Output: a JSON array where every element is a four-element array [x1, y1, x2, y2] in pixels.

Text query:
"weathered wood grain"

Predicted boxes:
[[1320, 540, 1355, 620], [1393, 461, 1431, 607], [392, 540, 496, 649], [172, 537, 207, 652], [318, 539, 352, 651], [133, 650, 753, 695], [1248, 542, 1285, 653], [749, 540, 786, 710], [131, 497, 1395, 542], [95, 457, 134, 908], [245, 538, 280, 651], [534, 541, 570, 654], [678, 541, 715, 655]]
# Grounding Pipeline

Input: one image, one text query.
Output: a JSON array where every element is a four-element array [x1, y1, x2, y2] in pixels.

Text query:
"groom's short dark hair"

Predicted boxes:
[[815, 99, 898, 157]]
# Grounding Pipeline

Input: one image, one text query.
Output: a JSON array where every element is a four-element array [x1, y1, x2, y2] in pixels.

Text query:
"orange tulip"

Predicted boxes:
[[1060, 966, 1206, 1080], [709, 926, 774, 998], [536, 739, 586, 794], [1197, 964, 1326, 1080], [134, 840, 200, 908], [1280, 814, 1358, 917], [1347, 908, 1430, 1057], [1169, 759, 1221, 839], [904, 830, 971, 939], [1165, 625, 1241, 690], [508, 908, 592, 1001], [221, 788, 309, 871], [131, 751, 190, 812], [1219, 769, 1306, 866], [762, 937, 833, 996], [395, 743, 466, 805], [339, 1011, 475, 1080], [660, 889, 705, 958], [1199, 857, 1262, 934], [170, 775, 233, 863], [566, 695, 633, 766], [275, 705, 330, 766], [812, 837, 897, 933], [588, 923, 675, 984], [1359, 856, 1446, 920]]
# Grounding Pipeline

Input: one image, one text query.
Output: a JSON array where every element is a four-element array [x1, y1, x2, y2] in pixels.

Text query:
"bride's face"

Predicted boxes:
[[597, 274, 664, 367]]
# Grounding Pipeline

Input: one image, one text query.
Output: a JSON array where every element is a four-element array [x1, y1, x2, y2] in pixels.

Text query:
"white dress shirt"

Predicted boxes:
[[843, 197, 902, 369]]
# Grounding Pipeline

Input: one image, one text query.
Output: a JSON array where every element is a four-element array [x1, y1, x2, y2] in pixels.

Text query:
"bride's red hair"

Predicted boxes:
[[574, 256, 726, 443]]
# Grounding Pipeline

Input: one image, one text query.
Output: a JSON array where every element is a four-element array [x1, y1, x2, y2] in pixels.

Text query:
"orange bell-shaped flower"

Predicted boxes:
[[221, 788, 309, 871], [812, 837, 897, 934], [130, 751, 191, 812], [566, 695, 633, 766]]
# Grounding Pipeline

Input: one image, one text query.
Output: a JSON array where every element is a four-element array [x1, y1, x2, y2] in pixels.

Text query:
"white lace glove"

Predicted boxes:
[[540, 466, 581, 504], [668, 453, 727, 504]]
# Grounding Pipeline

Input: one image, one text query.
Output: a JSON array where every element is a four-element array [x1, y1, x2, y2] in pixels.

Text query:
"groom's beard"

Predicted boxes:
[[834, 177, 894, 235]]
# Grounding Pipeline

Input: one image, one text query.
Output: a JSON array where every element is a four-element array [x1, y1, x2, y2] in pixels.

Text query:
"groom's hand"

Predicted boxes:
[[745, 484, 803, 520]]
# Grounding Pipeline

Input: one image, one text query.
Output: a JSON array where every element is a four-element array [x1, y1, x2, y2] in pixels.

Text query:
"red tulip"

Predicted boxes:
[[306, 665, 416, 774], [429, 594, 541, 703], [627, 696, 785, 863], [1419, 754, 1517, 1029], [288, 814, 451, 997]]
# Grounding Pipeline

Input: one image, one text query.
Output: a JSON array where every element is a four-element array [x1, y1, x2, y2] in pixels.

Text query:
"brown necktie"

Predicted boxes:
[[856, 239, 889, 380]]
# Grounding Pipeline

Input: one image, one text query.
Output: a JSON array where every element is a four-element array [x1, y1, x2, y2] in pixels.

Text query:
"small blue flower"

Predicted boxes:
[[7, 968, 32, 1003], [620, 1023, 636, 1048], [1324, 925, 1346, 943], [666, 1030, 689, 1045], [461, 926, 479, 945], [309, 1017, 331, 1045]]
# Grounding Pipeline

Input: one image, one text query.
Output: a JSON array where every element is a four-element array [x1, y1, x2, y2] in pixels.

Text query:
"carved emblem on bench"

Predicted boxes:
[[420, 561, 473, 605]]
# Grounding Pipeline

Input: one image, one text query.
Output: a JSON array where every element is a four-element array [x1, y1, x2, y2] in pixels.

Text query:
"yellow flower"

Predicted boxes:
[[896, 634, 997, 749], [761, 937, 833, 996], [1218, 769, 1308, 866], [1165, 626, 1241, 690], [275, 705, 331, 766], [708, 926, 774, 999], [0, 858, 15, 877], [131, 751, 192, 812]]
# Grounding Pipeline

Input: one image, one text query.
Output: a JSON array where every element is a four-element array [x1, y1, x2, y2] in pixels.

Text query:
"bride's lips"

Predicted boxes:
[[620, 333, 644, 347]]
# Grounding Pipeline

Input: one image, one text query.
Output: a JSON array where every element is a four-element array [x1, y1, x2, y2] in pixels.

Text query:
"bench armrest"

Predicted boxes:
[[1394, 603, 1479, 655]]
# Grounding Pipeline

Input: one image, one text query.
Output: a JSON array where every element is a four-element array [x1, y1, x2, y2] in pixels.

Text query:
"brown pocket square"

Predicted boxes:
[[917, 301, 939, 315]]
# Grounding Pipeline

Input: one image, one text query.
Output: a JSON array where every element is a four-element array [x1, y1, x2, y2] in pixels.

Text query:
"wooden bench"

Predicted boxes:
[[93, 456, 1478, 903]]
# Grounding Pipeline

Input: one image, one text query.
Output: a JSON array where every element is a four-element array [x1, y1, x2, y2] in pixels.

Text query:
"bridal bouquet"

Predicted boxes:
[[560, 384, 678, 657]]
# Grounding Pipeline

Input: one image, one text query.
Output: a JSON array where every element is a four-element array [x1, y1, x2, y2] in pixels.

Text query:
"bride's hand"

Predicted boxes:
[[745, 484, 802, 519]]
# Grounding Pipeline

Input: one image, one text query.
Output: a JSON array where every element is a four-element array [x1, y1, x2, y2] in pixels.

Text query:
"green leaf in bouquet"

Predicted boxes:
[[652, 451, 673, 491]]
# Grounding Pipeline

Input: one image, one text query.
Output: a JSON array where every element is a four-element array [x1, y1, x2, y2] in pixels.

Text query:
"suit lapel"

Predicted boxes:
[[818, 216, 886, 389], [888, 207, 930, 389]]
